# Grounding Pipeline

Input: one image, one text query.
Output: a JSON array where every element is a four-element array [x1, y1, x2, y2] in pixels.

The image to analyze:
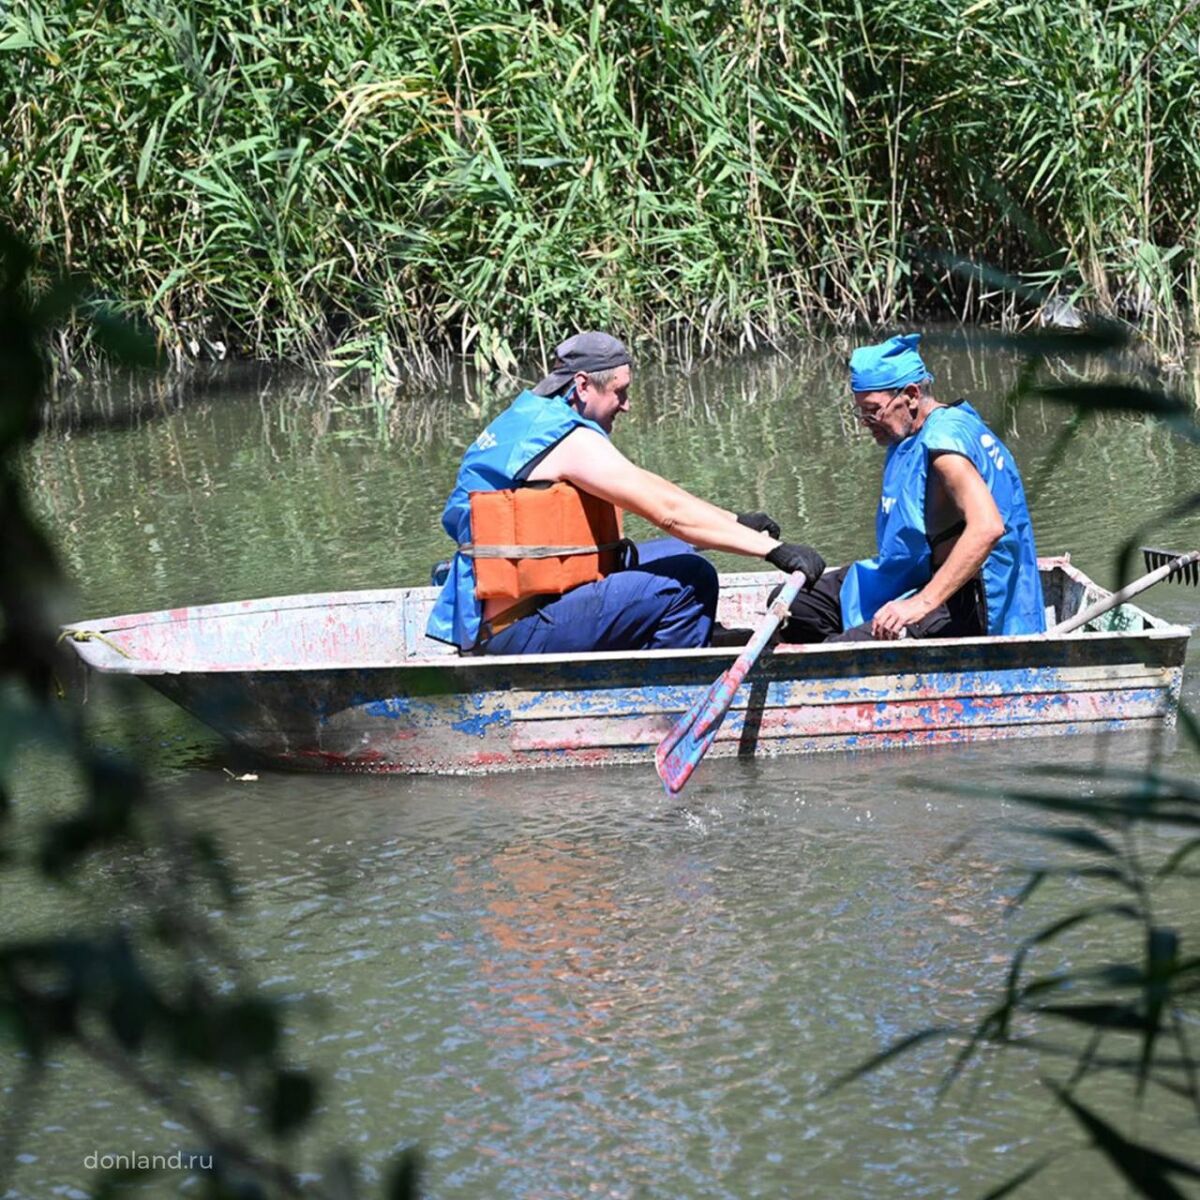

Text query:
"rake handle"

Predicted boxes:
[[1050, 550, 1199, 635]]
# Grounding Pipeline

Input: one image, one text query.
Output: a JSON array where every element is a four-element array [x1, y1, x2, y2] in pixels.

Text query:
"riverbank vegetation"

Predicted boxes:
[[5, 0, 1200, 380]]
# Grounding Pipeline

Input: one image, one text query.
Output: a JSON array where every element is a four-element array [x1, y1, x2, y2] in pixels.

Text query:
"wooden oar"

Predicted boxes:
[[656, 570, 807, 795], [1051, 547, 1199, 635]]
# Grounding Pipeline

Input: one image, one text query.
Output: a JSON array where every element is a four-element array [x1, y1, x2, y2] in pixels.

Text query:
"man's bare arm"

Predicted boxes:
[[871, 452, 1004, 637], [529, 429, 781, 558], [920, 453, 1005, 607]]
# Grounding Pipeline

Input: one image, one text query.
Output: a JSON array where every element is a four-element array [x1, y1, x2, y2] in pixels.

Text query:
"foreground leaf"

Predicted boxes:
[[1047, 1081, 1200, 1198], [979, 1154, 1056, 1200], [823, 1027, 951, 1095]]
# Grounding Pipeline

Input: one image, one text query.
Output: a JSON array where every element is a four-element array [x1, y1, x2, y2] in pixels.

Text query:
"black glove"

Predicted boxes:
[[766, 542, 825, 586], [737, 511, 781, 540]]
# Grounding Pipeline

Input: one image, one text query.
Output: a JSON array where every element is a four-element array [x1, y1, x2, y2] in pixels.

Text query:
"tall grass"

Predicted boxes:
[[4, 0, 1199, 380]]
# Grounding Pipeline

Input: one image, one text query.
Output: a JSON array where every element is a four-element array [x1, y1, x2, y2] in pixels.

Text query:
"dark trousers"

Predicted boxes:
[[780, 565, 987, 643], [480, 539, 719, 655]]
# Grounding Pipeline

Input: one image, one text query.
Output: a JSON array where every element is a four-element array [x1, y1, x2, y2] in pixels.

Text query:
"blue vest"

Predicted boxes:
[[426, 391, 611, 649], [839, 401, 1046, 636]]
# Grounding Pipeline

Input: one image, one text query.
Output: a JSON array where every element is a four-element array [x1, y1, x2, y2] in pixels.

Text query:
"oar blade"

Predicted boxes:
[[655, 672, 726, 773], [656, 696, 735, 794], [654, 569, 808, 794]]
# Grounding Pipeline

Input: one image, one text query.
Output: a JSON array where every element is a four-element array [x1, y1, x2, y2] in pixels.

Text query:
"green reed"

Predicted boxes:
[[4, 0, 1199, 380]]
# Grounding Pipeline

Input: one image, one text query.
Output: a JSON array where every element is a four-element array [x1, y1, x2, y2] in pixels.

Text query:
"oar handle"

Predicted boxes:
[[691, 575, 797, 740], [1050, 550, 1199, 635], [730, 570, 807, 674]]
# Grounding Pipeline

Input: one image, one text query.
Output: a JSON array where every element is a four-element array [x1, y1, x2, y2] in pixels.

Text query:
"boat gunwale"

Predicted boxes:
[[61, 558, 1193, 677]]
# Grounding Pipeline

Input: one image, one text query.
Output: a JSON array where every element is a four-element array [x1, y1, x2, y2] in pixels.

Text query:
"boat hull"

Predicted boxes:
[[140, 630, 1184, 774], [63, 559, 1190, 775]]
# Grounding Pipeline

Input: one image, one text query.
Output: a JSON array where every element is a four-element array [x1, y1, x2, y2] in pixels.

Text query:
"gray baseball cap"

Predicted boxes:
[[531, 331, 632, 396]]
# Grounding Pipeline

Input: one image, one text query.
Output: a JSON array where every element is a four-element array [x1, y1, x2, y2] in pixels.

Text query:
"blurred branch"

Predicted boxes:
[[0, 224, 418, 1199]]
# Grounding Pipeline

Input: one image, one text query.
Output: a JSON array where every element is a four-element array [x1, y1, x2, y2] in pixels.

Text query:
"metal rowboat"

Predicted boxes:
[[61, 556, 1191, 775]]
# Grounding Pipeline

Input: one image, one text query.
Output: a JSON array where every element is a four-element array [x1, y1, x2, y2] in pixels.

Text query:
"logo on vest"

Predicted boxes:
[[473, 430, 498, 451], [979, 433, 1005, 471], [880, 495, 898, 514]]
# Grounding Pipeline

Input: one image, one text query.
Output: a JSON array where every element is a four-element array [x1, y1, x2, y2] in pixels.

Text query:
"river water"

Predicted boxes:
[[8, 335, 1200, 1198]]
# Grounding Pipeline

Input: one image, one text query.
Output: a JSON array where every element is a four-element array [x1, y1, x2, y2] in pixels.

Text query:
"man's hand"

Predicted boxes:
[[766, 543, 825, 586], [737, 511, 781, 539], [871, 594, 933, 639]]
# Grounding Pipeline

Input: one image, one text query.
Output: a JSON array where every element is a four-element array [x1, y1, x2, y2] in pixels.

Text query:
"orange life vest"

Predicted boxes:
[[464, 483, 625, 602]]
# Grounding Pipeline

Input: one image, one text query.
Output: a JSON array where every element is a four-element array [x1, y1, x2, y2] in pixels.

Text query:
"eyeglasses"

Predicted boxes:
[[851, 389, 904, 426]]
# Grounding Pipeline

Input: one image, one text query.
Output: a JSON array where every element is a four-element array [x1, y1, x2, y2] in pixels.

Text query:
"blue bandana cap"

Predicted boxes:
[[849, 333, 933, 393]]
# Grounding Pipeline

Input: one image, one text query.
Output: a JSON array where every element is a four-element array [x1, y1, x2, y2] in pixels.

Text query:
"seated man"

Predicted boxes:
[[781, 333, 1046, 643], [426, 331, 824, 655]]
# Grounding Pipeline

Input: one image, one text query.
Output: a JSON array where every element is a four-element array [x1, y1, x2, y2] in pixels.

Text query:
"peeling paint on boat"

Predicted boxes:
[[60, 560, 1191, 776]]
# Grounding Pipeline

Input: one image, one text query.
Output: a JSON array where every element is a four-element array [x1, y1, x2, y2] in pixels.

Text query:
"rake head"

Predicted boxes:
[[1142, 546, 1200, 585]]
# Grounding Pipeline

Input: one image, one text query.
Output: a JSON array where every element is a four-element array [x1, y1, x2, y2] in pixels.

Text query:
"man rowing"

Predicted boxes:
[[426, 331, 825, 655], [780, 333, 1046, 642]]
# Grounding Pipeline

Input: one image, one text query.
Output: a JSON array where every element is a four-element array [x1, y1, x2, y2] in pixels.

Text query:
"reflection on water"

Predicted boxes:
[[27, 334, 1200, 622], [14, 742, 1194, 1198], [9, 335, 1200, 1198]]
